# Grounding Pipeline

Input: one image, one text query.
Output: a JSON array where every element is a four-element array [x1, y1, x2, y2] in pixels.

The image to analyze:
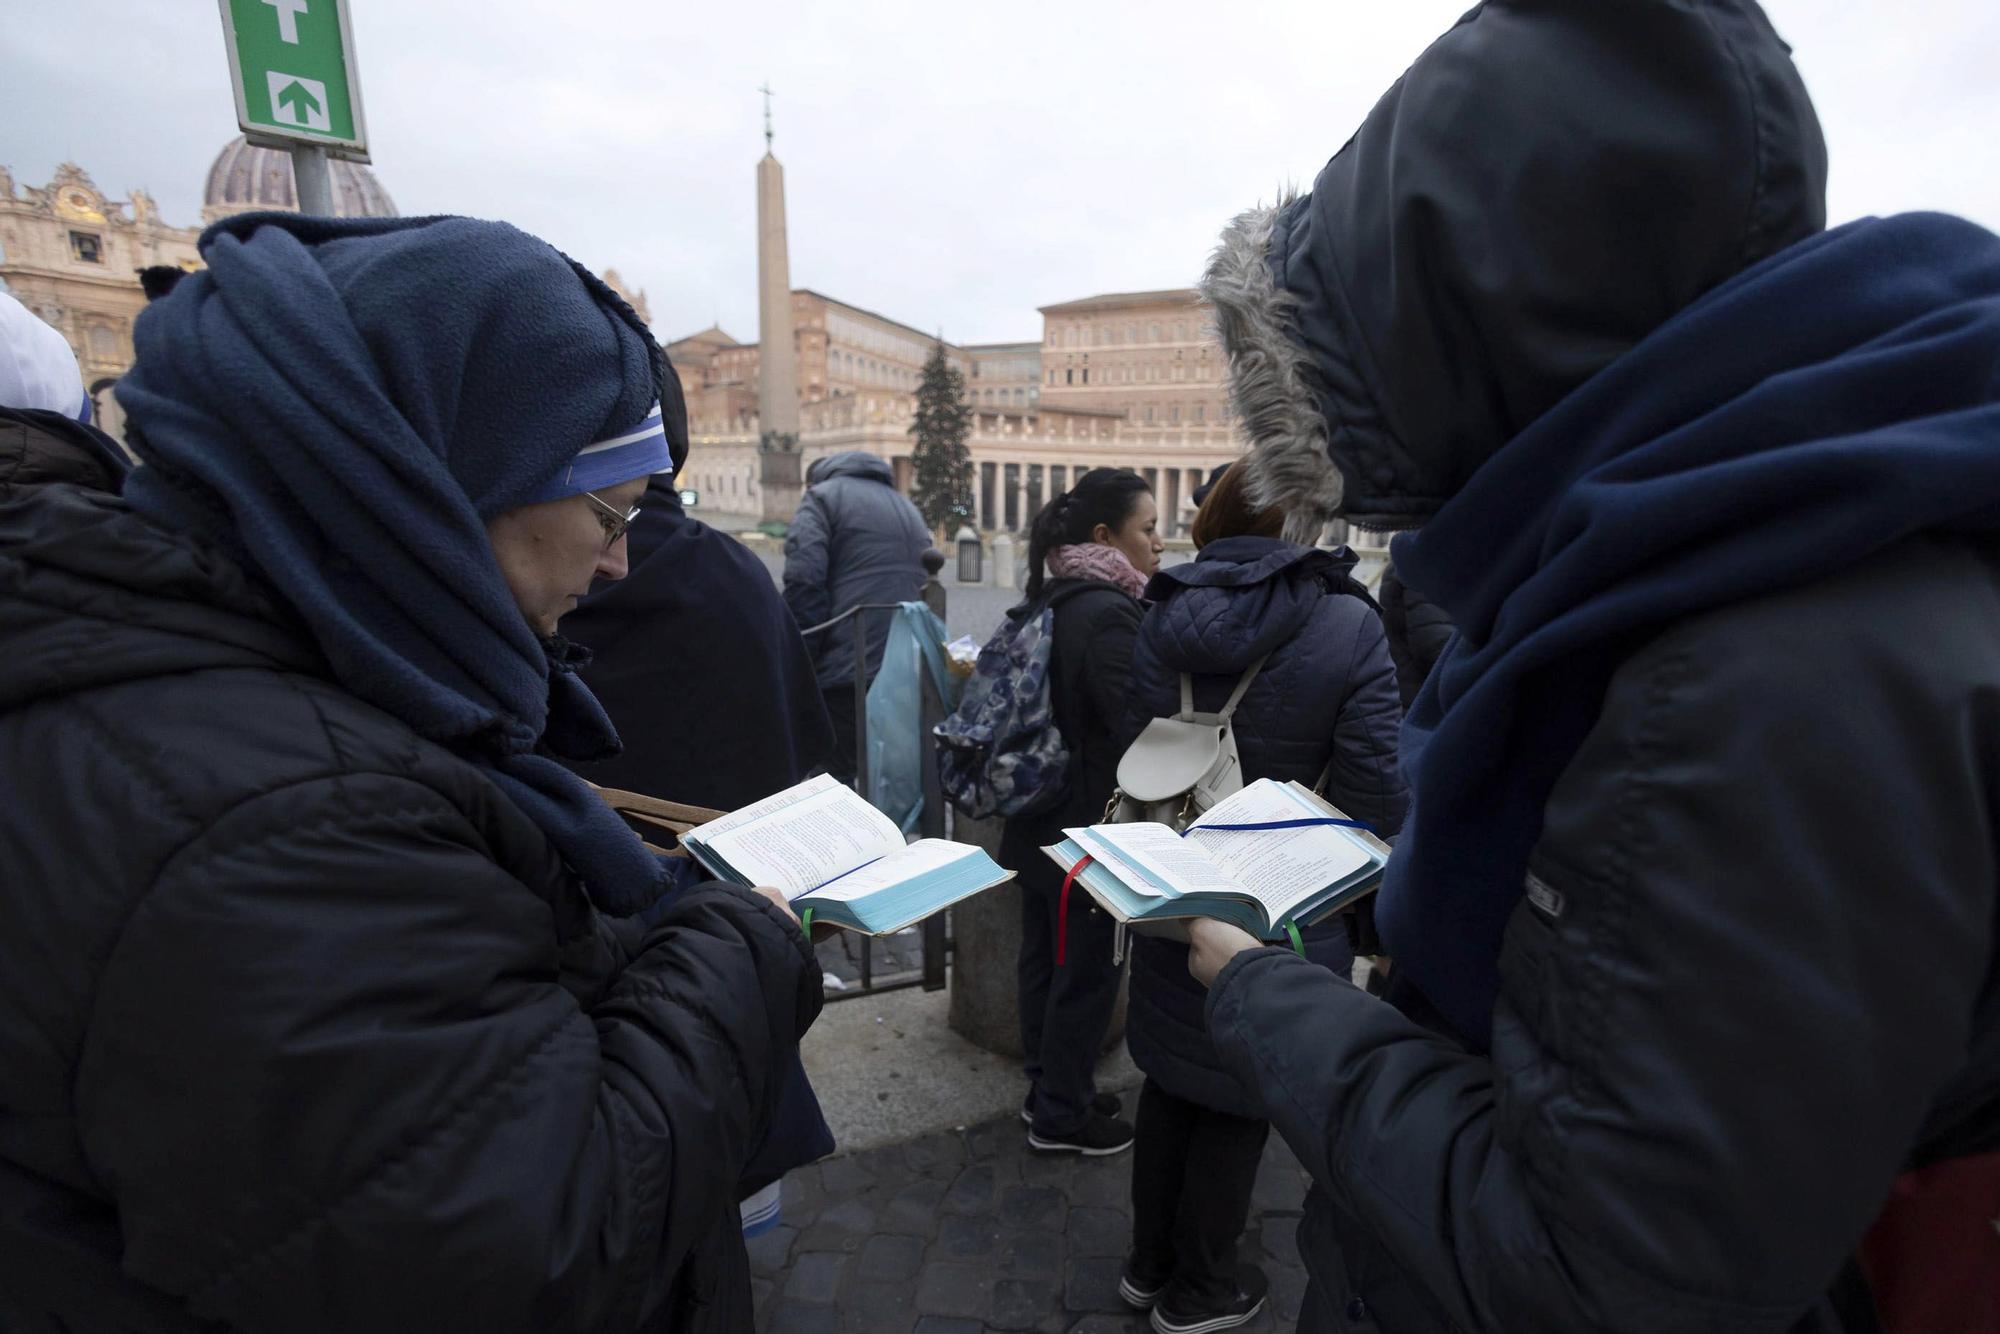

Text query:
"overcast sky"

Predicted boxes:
[[7, 1, 1996, 347]]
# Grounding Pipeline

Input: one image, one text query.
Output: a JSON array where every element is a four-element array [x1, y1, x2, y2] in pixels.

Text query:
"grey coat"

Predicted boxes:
[[782, 451, 930, 688]]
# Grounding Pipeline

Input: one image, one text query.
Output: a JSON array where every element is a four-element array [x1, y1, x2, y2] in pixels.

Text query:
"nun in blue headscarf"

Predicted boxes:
[[0, 210, 824, 1333]]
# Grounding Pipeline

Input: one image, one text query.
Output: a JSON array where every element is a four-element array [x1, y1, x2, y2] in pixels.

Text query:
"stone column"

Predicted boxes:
[[755, 149, 802, 524]]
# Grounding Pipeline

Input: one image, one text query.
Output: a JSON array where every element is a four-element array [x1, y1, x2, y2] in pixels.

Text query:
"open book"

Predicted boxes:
[[681, 775, 1012, 935], [1042, 779, 1391, 941]]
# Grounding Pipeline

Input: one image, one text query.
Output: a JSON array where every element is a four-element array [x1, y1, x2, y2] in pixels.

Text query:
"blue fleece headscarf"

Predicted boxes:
[[1382, 213, 2000, 1047], [118, 211, 675, 914]]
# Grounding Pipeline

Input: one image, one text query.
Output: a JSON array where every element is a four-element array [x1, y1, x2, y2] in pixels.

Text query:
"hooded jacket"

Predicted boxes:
[[1120, 537, 1406, 1118], [782, 451, 931, 689], [0, 483, 823, 1333], [1196, 2, 1998, 1331], [1205, 0, 1825, 540]]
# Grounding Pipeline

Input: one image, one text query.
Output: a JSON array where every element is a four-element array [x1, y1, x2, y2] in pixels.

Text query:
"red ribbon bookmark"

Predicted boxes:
[[1057, 855, 1093, 965]]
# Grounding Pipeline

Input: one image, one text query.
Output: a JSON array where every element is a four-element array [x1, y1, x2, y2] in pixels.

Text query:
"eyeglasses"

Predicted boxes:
[[582, 490, 642, 550]]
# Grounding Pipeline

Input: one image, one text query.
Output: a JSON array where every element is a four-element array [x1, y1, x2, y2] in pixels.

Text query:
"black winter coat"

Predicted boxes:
[[1208, 537, 2000, 1333], [1376, 563, 1452, 710], [1198, 4, 1992, 1329], [998, 578, 1143, 892], [1120, 538, 1407, 1118], [0, 404, 127, 497], [565, 477, 834, 812], [0, 484, 822, 1333]]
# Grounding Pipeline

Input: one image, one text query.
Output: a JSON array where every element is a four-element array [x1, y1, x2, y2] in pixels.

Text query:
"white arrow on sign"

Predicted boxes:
[[266, 71, 331, 132], [262, 0, 309, 45]]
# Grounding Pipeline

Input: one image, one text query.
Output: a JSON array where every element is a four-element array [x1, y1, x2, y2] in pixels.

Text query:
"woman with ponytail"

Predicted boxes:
[[1003, 466, 1163, 1155]]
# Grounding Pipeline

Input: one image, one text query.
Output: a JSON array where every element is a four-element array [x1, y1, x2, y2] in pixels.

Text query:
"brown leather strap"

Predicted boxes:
[[589, 785, 726, 858]]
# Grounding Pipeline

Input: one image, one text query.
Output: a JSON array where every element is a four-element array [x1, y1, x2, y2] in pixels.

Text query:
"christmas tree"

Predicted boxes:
[[907, 340, 974, 536]]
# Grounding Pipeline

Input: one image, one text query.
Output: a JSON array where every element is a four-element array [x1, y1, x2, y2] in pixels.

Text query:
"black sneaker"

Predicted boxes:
[[1025, 1111, 1135, 1156], [1118, 1263, 1170, 1310], [1019, 1090, 1122, 1125], [1149, 1264, 1269, 1334]]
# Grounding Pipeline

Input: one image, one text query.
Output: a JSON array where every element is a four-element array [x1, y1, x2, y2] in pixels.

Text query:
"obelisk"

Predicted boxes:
[[755, 84, 803, 524]]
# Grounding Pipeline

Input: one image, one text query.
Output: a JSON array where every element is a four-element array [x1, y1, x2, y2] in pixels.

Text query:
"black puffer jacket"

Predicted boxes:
[[1120, 538, 1406, 1118], [1376, 563, 1451, 710], [0, 404, 127, 497], [998, 578, 1143, 893], [0, 484, 822, 1333]]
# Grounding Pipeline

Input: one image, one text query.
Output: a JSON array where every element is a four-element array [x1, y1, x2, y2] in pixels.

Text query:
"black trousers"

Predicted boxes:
[[1016, 870, 1122, 1134], [1129, 1078, 1270, 1305], [821, 683, 861, 786]]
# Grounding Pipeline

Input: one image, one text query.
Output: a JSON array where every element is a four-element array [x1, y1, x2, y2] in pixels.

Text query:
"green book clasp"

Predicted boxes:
[[1283, 921, 1305, 956], [800, 907, 814, 939]]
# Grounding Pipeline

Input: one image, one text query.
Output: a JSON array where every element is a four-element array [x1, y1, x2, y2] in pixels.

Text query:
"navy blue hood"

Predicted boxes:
[[1140, 537, 1361, 675], [115, 211, 675, 916]]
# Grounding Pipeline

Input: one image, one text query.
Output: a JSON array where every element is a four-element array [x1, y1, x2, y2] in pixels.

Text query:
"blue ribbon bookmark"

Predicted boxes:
[[1190, 816, 1376, 834]]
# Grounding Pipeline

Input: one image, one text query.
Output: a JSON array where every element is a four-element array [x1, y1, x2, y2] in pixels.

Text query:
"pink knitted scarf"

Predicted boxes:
[[1046, 542, 1150, 599]]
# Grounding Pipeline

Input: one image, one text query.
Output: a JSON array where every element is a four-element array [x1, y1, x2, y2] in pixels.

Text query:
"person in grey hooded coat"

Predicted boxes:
[[782, 450, 930, 782]]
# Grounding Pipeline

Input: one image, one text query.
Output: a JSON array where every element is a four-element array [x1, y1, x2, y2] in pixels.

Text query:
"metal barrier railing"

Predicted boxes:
[[798, 549, 951, 1000]]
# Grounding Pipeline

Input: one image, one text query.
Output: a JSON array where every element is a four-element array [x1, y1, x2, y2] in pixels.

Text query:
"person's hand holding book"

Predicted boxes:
[[1188, 917, 1263, 987]]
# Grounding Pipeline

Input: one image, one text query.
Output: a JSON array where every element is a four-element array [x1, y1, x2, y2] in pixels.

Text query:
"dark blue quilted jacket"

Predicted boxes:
[[1120, 536, 1407, 1117]]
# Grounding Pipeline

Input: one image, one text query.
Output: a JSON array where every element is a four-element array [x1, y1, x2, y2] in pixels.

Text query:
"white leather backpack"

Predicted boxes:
[[1106, 654, 1269, 831]]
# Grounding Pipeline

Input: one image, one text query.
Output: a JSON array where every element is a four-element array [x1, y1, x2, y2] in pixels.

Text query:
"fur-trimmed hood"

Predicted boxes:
[[1201, 0, 1827, 534]]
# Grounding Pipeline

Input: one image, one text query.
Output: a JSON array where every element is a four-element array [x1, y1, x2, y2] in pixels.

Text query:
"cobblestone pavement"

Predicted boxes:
[[749, 1101, 1312, 1334]]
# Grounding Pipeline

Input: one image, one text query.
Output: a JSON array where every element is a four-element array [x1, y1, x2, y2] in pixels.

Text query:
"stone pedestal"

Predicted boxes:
[[758, 431, 803, 526], [991, 532, 1018, 591], [948, 813, 1126, 1059]]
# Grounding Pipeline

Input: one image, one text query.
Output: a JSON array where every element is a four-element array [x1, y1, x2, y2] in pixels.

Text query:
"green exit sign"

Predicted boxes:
[[218, 0, 369, 158]]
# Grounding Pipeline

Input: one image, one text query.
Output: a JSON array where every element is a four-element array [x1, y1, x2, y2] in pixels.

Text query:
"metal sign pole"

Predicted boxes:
[[292, 144, 334, 216]]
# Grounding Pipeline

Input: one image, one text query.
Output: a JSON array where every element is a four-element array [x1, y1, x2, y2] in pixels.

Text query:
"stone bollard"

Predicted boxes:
[[949, 812, 1126, 1058], [991, 531, 1018, 591]]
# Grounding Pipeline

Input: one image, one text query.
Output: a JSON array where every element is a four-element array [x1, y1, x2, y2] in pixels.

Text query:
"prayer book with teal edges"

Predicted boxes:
[[1042, 779, 1392, 942], [681, 775, 1013, 935]]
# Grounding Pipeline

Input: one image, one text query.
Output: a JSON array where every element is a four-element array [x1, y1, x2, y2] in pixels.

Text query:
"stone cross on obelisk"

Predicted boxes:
[[755, 81, 803, 524]]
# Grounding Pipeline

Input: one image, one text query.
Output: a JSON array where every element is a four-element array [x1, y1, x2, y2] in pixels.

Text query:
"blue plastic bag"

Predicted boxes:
[[865, 601, 955, 831]]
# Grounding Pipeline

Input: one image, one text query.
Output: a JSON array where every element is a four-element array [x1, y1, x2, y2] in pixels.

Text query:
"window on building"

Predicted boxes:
[[1175, 322, 1186, 341], [1169, 405, 1180, 423], [1048, 369, 1056, 385], [1195, 404, 1206, 423], [1065, 369, 1073, 385], [1127, 322, 1139, 343], [69, 231, 102, 264], [1144, 405, 1155, 423], [1149, 322, 1160, 341], [1081, 369, 1089, 384]]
